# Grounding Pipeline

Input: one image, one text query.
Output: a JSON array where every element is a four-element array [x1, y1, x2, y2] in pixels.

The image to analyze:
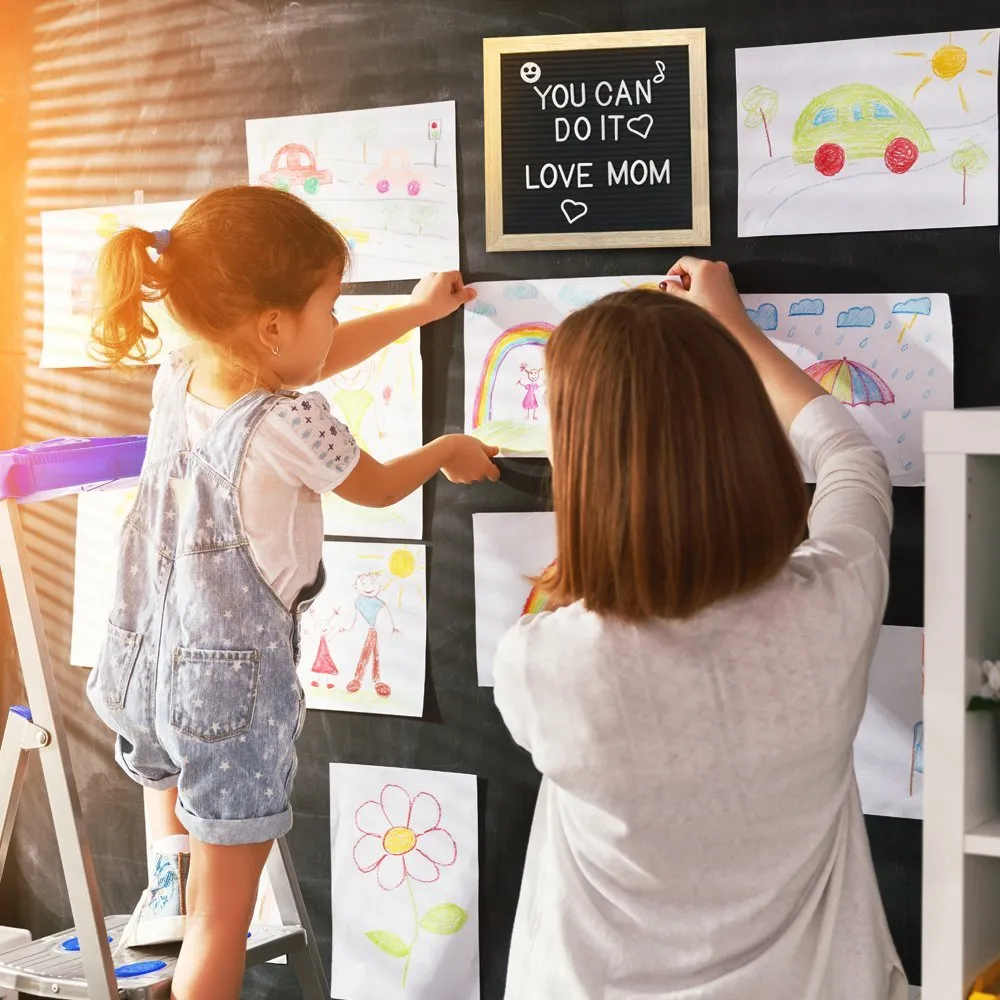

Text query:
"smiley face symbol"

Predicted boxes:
[[520, 61, 541, 85]]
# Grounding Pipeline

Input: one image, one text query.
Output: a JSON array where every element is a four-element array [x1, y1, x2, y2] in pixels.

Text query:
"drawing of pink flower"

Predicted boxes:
[[353, 784, 457, 891]]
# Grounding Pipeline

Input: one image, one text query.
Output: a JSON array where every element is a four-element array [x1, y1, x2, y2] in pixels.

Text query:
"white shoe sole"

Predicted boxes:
[[129, 915, 188, 948]]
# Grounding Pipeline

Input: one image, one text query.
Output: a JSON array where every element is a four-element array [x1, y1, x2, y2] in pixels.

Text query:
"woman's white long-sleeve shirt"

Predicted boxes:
[[494, 395, 906, 1000]]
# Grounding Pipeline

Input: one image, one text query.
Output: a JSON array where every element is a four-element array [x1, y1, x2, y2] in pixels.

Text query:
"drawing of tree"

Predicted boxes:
[[378, 202, 404, 231], [409, 203, 440, 235], [951, 139, 989, 206], [353, 118, 379, 163], [742, 86, 779, 158]]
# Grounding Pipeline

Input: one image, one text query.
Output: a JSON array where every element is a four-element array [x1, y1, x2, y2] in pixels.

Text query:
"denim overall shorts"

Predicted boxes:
[[86, 359, 322, 845]]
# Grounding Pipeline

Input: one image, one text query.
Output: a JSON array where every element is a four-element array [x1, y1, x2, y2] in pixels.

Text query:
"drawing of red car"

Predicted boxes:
[[259, 143, 332, 195], [365, 151, 424, 196]]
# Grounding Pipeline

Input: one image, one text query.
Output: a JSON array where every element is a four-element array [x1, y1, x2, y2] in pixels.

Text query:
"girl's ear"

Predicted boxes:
[[256, 308, 283, 355]]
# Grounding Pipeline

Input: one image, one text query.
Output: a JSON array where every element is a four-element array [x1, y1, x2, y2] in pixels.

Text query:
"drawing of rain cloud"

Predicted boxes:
[[892, 297, 932, 316], [789, 298, 825, 317], [558, 283, 600, 309], [745, 303, 779, 332], [502, 282, 538, 300], [836, 306, 876, 329], [468, 300, 497, 317]]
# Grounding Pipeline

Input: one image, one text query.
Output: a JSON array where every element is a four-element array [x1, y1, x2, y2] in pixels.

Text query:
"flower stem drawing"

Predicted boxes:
[[355, 784, 466, 988]]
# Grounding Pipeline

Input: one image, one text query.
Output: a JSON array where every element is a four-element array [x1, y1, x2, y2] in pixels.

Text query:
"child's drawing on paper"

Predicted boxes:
[[298, 542, 426, 717], [463, 277, 664, 456], [246, 102, 459, 282], [854, 625, 924, 819], [307, 294, 423, 539], [736, 29, 998, 236], [473, 512, 556, 686], [742, 293, 953, 486], [340, 572, 400, 699], [330, 764, 479, 1000], [516, 363, 545, 421], [71, 487, 137, 668], [41, 201, 191, 368]]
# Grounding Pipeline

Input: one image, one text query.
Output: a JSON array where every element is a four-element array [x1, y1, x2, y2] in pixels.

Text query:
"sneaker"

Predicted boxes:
[[118, 835, 190, 950]]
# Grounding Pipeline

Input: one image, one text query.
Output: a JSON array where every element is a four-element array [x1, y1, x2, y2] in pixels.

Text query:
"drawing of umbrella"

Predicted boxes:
[[804, 357, 895, 407]]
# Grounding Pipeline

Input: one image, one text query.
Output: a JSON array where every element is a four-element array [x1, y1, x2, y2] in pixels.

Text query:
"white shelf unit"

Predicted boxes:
[[924, 409, 1000, 999]]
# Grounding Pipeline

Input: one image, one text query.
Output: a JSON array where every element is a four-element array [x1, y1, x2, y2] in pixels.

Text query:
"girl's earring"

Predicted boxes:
[[272, 347, 281, 357]]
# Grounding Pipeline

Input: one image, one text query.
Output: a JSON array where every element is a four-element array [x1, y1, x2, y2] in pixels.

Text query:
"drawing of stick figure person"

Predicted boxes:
[[330, 358, 383, 451], [517, 363, 544, 421], [340, 572, 400, 699], [302, 608, 340, 689]]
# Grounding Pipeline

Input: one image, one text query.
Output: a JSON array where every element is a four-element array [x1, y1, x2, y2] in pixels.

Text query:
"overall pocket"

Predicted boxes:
[[93, 622, 143, 710], [170, 647, 260, 742]]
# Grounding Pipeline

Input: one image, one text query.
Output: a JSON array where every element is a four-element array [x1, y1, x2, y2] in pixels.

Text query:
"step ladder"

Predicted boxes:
[[0, 437, 329, 998]]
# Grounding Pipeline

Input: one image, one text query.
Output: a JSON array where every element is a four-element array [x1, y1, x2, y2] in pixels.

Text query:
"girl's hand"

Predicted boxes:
[[663, 257, 751, 336], [441, 435, 500, 484], [410, 271, 477, 324]]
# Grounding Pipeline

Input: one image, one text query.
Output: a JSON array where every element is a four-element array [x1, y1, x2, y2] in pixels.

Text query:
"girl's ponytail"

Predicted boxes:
[[88, 227, 168, 366]]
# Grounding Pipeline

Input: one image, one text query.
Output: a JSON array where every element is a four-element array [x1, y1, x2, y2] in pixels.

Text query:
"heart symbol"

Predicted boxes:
[[560, 199, 588, 225], [626, 114, 654, 139]]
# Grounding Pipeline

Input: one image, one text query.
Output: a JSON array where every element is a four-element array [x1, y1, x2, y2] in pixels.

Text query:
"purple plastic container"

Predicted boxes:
[[0, 436, 147, 503]]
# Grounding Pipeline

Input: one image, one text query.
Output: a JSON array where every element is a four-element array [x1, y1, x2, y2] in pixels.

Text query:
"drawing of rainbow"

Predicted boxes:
[[472, 322, 555, 428], [521, 561, 556, 615]]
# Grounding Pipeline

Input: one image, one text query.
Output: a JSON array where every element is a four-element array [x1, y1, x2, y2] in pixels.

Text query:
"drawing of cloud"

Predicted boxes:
[[503, 282, 538, 301], [745, 303, 779, 332], [558, 284, 599, 309], [892, 297, 932, 316], [789, 298, 824, 317], [836, 306, 875, 329], [468, 300, 497, 317]]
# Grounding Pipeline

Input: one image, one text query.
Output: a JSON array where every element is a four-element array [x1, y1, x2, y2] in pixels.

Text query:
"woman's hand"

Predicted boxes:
[[410, 271, 477, 324], [662, 257, 752, 337]]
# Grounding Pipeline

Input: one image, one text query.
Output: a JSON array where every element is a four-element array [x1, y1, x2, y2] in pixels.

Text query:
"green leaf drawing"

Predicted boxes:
[[418, 902, 468, 935], [365, 929, 411, 958]]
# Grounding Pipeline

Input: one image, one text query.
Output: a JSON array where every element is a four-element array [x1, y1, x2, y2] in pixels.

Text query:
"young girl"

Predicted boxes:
[[84, 185, 497, 1000], [493, 258, 905, 1000]]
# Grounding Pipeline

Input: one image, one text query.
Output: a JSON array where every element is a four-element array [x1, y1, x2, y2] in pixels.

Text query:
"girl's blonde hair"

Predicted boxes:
[[539, 289, 809, 622], [89, 185, 350, 366]]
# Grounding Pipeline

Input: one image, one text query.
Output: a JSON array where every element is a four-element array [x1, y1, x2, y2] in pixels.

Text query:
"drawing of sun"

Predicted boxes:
[[358, 546, 425, 608], [897, 30, 995, 112]]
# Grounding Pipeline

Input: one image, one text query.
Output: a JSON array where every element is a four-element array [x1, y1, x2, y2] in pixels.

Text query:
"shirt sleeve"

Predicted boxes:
[[791, 394, 893, 559], [261, 391, 361, 494]]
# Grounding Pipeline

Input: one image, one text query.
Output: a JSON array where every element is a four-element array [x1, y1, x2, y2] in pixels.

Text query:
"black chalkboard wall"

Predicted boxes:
[[4, 0, 999, 997]]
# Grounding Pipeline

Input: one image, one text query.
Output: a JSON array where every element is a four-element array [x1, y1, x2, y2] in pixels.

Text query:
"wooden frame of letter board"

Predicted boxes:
[[483, 28, 710, 251]]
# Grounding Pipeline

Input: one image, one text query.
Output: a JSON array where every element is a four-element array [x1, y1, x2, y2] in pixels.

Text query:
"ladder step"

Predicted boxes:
[[0, 915, 307, 999]]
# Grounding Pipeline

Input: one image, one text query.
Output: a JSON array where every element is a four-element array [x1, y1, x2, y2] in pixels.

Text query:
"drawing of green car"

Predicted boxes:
[[792, 84, 933, 177]]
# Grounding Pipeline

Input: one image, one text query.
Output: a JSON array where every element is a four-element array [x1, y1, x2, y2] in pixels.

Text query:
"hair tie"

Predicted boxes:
[[151, 229, 171, 254]]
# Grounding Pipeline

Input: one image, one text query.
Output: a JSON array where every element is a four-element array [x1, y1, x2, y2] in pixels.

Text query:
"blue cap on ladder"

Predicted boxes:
[[11, 706, 31, 722]]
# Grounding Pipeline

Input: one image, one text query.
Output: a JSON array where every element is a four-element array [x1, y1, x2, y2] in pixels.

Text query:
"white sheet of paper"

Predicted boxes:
[[299, 541, 426, 717], [736, 29, 999, 237], [246, 102, 459, 283], [473, 511, 556, 686], [40, 200, 192, 368], [304, 295, 422, 539], [464, 277, 951, 483], [854, 625, 924, 820], [71, 487, 137, 668], [329, 763, 479, 1000], [744, 293, 953, 485], [463, 276, 663, 455]]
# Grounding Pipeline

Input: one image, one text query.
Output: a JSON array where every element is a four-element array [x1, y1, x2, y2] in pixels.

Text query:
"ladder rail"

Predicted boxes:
[[0, 497, 119, 999]]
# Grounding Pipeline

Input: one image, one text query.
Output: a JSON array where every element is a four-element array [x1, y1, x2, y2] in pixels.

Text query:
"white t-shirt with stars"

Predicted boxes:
[[152, 354, 360, 608]]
